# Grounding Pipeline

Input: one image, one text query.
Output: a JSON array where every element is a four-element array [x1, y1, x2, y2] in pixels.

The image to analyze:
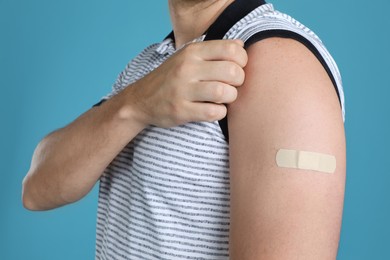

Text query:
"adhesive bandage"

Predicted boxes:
[[276, 149, 336, 174]]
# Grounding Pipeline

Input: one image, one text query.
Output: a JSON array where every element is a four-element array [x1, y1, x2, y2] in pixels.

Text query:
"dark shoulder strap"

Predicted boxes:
[[203, 0, 266, 143], [203, 0, 342, 143], [95, 0, 268, 143]]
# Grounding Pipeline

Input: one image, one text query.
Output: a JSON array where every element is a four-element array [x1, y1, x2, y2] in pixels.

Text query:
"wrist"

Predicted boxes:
[[114, 84, 149, 131]]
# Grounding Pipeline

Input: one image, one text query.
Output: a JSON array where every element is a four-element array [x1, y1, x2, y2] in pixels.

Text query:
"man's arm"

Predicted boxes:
[[228, 38, 346, 259], [22, 40, 248, 211], [22, 91, 146, 211]]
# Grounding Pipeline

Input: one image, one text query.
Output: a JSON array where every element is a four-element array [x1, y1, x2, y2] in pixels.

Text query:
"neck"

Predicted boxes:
[[168, 0, 234, 48]]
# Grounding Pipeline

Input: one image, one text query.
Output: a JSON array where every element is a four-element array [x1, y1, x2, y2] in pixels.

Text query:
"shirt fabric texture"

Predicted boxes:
[[95, 1, 345, 259]]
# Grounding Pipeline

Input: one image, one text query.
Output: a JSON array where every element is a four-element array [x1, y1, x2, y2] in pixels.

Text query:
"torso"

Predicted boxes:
[[95, 2, 345, 259]]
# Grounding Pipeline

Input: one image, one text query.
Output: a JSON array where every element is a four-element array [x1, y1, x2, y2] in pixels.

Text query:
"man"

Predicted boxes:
[[22, 0, 346, 259]]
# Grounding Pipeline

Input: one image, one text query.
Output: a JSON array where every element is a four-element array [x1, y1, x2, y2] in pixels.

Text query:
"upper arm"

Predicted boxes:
[[228, 38, 346, 259]]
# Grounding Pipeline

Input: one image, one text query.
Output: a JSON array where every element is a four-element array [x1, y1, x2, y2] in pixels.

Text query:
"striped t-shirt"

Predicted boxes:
[[95, 1, 345, 259]]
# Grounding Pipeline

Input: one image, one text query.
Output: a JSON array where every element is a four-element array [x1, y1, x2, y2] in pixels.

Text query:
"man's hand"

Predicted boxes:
[[22, 39, 247, 211], [121, 39, 248, 128]]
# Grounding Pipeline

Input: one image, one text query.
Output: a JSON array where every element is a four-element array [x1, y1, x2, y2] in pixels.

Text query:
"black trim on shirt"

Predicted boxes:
[[245, 29, 342, 105], [218, 30, 343, 143], [93, 99, 107, 107]]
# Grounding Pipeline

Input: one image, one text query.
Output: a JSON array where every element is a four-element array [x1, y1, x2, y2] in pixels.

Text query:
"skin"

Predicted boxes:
[[228, 38, 345, 259], [23, 0, 346, 258], [168, 0, 234, 48]]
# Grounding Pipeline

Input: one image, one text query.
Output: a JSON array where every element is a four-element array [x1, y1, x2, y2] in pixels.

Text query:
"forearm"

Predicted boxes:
[[22, 39, 247, 211], [22, 87, 145, 210]]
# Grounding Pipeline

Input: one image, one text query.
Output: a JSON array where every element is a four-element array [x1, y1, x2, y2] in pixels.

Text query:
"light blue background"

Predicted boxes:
[[1, 0, 389, 259]]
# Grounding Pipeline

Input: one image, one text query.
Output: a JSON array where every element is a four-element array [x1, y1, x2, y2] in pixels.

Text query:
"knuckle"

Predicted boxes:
[[227, 63, 240, 78], [212, 83, 225, 102], [168, 102, 184, 124], [174, 60, 191, 78], [237, 67, 245, 84], [229, 87, 238, 102], [206, 107, 218, 120], [242, 51, 249, 66], [183, 42, 198, 54], [179, 47, 192, 61], [225, 42, 237, 56], [206, 105, 226, 121], [174, 62, 185, 76]]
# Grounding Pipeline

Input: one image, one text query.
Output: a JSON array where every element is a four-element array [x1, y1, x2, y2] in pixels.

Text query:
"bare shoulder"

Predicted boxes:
[[229, 37, 345, 157], [228, 37, 346, 259]]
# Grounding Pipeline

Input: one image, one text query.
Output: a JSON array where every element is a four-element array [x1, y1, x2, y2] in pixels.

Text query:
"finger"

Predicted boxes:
[[196, 61, 245, 86], [188, 40, 248, 68], [233, 39, 244, 47], [188, 81, 238, 104], [187, 102, 228, 122]]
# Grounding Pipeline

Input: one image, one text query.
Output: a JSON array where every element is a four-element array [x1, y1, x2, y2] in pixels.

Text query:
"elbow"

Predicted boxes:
[[22, 170, 52, 211], [22, 175, 41, 211], [22, 195, 40, 211], [22, 169, 82, 211]]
